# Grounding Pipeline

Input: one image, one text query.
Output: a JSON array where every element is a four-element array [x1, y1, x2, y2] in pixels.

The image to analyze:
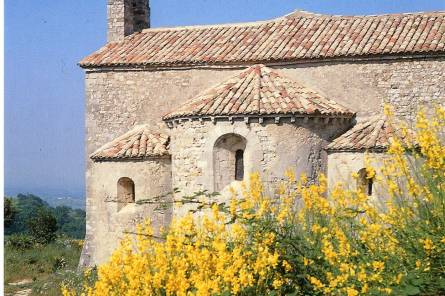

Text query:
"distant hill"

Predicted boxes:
[[40, 195, 85, 210], [5, 189, 85, 209], [5, 194, 86, 239]]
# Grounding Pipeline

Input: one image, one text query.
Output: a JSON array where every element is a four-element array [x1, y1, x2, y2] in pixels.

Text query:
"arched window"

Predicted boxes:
[[357, 168, 373, 196], [117, 177, 135, 211], [235, 149, 244, 181], [214, 134, 247, 191]]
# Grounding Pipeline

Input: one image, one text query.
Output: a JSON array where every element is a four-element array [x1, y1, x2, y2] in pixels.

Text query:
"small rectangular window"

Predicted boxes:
[[367, 178, 373, 196], [235, 149, 244, 181]]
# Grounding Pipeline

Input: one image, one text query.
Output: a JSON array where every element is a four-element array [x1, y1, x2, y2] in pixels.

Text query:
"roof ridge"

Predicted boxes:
[[138, 10, 445, 34], [140, 18, 279, 33], [333, 10, 445, 18]]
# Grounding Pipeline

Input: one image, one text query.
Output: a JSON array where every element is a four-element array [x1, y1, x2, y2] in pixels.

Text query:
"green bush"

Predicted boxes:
[[6, 234, 35, 250], [27, 208, 58, 244], [4, 197, 17, 227], [5, 194, 86, 239]]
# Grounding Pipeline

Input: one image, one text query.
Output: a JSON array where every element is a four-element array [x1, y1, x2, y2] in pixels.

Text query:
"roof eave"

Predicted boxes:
[[79, 52, 445, 70], [325, 148, 388, 153], [163, 113, 356, 125], [91, 154, 171, 162]]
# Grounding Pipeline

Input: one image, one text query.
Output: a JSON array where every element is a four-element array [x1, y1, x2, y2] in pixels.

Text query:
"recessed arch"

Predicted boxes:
[[117, 177, 135, 211], [213, 133, 247, 192]]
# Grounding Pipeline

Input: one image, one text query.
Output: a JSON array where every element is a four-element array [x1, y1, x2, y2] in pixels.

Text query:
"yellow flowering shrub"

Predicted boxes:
[[63, 178, 286, 296], [64, 107, 445, 295]]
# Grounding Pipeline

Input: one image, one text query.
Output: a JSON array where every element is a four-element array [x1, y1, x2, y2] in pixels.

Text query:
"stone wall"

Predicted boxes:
[[169, 118, 351, 198], [327, 152, 389, 198], [85, 58, 444, 159], [83, 56, 444, 266], [82, 158, 171, 265], [280, 58, 445, 122], [327, 151, 419, 202]]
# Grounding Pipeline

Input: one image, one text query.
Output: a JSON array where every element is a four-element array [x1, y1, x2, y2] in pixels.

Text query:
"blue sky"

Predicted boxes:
[[5, 0, 445, 200]]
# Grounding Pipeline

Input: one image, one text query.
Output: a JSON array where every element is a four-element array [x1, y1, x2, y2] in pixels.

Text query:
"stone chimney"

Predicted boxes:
[[107, 0, 150, 43]]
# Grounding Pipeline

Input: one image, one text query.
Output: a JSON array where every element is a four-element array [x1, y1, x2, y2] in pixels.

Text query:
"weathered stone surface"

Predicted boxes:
[[85, 159, 171, 265], [169, 118, 352, 197], [83, 56, 444, 267], [327, 152, 390, 199]]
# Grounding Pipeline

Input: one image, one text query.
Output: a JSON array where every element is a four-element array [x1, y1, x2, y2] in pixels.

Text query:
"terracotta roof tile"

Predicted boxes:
[[326, 116, 414, 152], [163, 64, 354, 120], [80, 11, 445, 68], [91, 125, 170, 160]]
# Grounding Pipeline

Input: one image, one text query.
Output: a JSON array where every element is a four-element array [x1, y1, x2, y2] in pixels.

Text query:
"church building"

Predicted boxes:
[[79, 0, 445, 266]]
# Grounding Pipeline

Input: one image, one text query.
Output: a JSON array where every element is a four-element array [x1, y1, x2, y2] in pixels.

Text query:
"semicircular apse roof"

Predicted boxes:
[[90, 125, 170, 161], [326, 115, 415, 152], [163, 64, 355, 121]]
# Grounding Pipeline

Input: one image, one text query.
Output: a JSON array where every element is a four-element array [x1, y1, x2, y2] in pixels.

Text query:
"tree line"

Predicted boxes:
[[4, 194, 85, 246]]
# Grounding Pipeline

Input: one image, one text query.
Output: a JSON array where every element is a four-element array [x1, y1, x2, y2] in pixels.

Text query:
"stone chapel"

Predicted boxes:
[[78, 0, 445, 266]]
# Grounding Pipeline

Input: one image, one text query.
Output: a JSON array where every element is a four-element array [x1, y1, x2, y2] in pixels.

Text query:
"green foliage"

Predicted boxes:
[[53, 206, 86, 239], [4, 194, 86, 295], [5, 193, 86, 239], [52, 256, 67, 272], [4, 238, 84, 296], [6, 234, 36, 250], [27, 208, 58, 244], [4, 197, 17, 227], [5, 194, 49, 235]]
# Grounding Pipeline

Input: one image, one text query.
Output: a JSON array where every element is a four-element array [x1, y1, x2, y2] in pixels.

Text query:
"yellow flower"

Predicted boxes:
[[416, 260, 421, 269], [372, 261, 385, 272], [303, 257, 311, 266], [361, 283, 369, 293], [396, 273, 403, 284], [282, 260, 292, 272], [272, 278, 283, 289], [420, 238, 435, 254], [346, 287, 359, 296], [63, 109, 445, 296], [309, 276, 324, 289]]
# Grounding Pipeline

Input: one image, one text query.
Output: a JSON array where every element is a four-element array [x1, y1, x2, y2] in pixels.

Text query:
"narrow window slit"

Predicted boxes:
[[357, 168, 373, 196], [235, 149, 244, 181], [367, 178, 373, 196]]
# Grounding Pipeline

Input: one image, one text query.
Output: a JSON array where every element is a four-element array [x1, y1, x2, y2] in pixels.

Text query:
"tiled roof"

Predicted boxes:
[[326, 116, 413, 152], [91, 125, 170, 160], [163, 64, 354, 120], [80, 11, 445, 68]]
